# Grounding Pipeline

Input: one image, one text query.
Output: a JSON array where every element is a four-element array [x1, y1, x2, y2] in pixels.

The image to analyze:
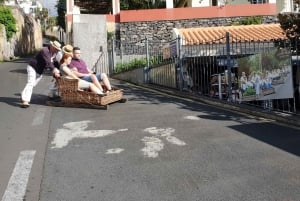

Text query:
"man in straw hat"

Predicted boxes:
[[20, 40, 62, 108]]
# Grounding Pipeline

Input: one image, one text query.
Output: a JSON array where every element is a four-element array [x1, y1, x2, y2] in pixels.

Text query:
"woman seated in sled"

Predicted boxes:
[[59, 53, 106, 95]]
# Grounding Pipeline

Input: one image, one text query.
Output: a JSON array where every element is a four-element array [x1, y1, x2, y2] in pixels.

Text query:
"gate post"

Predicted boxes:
[[226, 32, 232, 101], [177, 35, 183, 91], [144, 37, 150, 84], [109, 38, 115, 74]]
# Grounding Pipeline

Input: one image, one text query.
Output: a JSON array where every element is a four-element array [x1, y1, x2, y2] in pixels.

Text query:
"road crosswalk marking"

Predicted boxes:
[[2, 150, 36, 201]]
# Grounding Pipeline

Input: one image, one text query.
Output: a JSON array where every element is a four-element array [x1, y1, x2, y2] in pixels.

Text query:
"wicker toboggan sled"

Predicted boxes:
[[46, 77, 126, 109]]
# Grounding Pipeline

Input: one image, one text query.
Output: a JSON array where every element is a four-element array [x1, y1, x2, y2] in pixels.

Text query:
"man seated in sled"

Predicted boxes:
[[69, 47, 113, 93], [59, 52, 106, 95]]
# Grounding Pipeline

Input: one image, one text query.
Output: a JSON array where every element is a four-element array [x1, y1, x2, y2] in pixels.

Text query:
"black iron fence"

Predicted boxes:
[[181, 35, 299, 114], [103, 35, 300, 114]]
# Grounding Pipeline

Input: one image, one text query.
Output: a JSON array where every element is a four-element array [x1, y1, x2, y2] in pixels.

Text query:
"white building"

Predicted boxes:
[[19, 0, 43, 15], [3, 0, 16, 6], [169, 0, 294, 13], [4, 0, 43, 16]]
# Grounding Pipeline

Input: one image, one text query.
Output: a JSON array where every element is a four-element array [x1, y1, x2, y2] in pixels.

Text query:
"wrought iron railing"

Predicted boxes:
[[106, 35, 299, 114]]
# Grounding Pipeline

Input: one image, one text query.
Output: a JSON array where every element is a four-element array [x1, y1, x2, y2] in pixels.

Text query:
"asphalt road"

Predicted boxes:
[[0, 58, 300, 201]]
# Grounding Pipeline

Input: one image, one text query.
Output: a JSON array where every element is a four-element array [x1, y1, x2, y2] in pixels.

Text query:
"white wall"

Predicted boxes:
[[191, 0, 264, 7], [223, 0, 250, 5], [192, 0, 210, 7], [73, 15, 108, 72], [166, 0, 174, 8], [277, 0, 293, 13]]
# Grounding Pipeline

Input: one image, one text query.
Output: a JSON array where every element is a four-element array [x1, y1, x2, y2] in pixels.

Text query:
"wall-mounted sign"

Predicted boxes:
[[237, 48, 293, 102]]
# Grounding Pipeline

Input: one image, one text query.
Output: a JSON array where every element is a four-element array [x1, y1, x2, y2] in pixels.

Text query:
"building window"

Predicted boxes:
[[249, 0, 267, 4]]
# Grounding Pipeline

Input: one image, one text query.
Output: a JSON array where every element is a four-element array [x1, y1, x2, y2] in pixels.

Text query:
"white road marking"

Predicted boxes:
[[144, 127, 186, 146], [141, 137, 164, 158], [32, 108, 47, 126], [144, 127, 175, 137], [165, 135, 186, 146], [184, 115, 201, 120], [52, 122, 186, 158], [106, 148, 124, 154], [2, 150, 36, 201], [141, 127, 186, 158], [51, 120, 128, 149]]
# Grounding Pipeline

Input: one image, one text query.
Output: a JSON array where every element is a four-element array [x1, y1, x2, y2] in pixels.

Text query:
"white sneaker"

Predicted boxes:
[[21, 101, 30, 108]]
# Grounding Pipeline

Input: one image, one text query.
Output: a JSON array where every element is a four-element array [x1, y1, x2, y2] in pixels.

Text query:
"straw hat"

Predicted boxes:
[[50, 41, 61, 51], [62, 44, 73, 55]]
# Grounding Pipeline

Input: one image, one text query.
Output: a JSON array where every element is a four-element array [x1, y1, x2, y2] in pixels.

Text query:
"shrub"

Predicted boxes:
[[231, 16, 263, 26], [114, 56, 164, 73], [107, 31, 114, 40], [115, 58, 147, 73], [0, 6, 17, 40]]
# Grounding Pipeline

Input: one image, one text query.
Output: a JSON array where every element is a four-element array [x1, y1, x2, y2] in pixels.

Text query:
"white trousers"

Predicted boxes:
[[21, 65, 43, 102]]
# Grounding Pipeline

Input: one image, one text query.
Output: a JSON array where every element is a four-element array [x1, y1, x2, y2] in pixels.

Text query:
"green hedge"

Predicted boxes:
[[231, 16, 263, 26], [114, 56, 164, 73], [115, 58, 147, 73]]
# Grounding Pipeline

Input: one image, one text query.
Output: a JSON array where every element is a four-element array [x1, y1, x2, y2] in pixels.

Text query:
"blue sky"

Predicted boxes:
[[41, 0, 58, 17]]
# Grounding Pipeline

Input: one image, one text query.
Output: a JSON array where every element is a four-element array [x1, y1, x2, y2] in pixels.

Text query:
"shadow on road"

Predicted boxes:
[[0, 96, 21, 107], [8, 57, 31, 64], [230, 123, 300, 157], [9, 68, 55, 76], [118, 82, 300, 158], [0, 94, 49, 108], [9, 69, 27, 74]]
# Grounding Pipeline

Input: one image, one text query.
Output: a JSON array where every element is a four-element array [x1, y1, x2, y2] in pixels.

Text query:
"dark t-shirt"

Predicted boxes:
[[70, 58, 89, 74], [28, 46, 56, 74]]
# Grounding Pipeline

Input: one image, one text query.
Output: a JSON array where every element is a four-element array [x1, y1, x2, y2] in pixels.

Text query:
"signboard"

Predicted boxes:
[[237, 48, 293, 102]]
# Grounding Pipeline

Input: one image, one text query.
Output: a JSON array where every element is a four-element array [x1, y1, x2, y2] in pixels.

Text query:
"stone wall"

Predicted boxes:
[[0, 6, 42, 61], [119, 16, 278, 43]]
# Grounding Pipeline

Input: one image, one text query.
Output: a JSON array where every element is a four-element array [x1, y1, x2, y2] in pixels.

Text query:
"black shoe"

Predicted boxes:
[[48, 96, 61, 102], [21, 101, 30, 108]]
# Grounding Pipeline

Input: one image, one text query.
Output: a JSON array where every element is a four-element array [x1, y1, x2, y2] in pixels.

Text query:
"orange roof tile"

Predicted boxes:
[[178, 24, 287, 45]]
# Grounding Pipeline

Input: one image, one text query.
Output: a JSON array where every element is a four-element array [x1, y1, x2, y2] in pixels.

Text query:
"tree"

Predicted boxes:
[[56, 0, 66, 31], [74, 0, 111, 13], [34, 8, 49, 32], [71, 0, 165, 12], [278, 12, 300, 39], [277, 0, 300, 53], [120, 0, 153, 10], [0, 6, 17, 40], [119, 0, 165, 10]]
